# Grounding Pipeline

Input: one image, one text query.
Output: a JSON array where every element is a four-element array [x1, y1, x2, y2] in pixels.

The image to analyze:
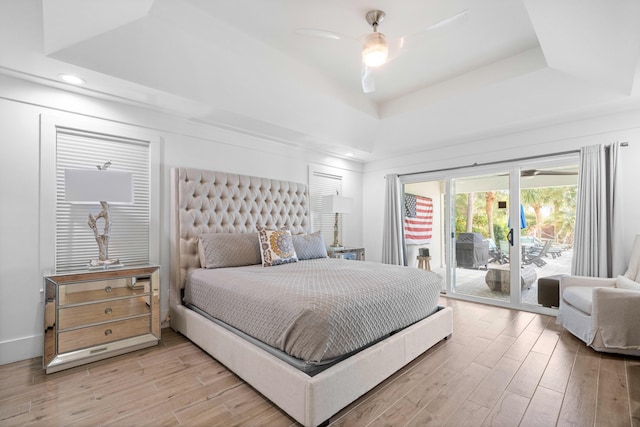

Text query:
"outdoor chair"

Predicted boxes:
[[547, 244, 563, 258], [557, 234, 640, 356], [487, 240, 500, 264], [497, 240, 510, 264], [523, 240, 551, 267]]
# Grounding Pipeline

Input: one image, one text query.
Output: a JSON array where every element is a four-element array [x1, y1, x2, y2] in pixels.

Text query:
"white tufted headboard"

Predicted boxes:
[[170, 168, 309, 307]]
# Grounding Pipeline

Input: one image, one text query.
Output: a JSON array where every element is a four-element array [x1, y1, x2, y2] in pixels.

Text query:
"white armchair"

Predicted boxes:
[[557, 235, 640, 355]]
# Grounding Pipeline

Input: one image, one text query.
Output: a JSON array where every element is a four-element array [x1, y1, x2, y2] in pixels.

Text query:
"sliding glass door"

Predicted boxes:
[[450, 171, 523, 305], [402, 161, 578, 312]]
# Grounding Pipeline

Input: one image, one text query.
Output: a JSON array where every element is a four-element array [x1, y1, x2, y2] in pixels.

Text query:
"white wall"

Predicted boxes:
[[0, 75, 363, 365], [363, 109, 640, 266]]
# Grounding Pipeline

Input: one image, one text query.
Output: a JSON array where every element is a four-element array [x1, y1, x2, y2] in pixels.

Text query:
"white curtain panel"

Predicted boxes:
[[607, 143, 625, 277], [382, 174, 406, 265], [572, 143, 623, 277]]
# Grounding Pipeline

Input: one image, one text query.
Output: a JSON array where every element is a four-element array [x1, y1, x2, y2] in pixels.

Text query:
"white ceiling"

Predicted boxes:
[[1, 0, 640, 162]]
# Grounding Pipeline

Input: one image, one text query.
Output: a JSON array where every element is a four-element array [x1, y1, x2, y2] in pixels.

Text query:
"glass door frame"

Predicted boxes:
[[402, 154, 578, 314], [507, 168, 523, 306], [444, 167, 523, 307]]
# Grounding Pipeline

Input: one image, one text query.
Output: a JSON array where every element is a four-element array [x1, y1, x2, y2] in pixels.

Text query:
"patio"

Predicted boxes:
[[432, 249, 572, 306]]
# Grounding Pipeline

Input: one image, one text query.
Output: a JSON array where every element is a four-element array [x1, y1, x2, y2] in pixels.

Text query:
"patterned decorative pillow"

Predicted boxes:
[[292, 232, 328, 260], [258, 228, 298, 267], [198, 232, 261, 268]]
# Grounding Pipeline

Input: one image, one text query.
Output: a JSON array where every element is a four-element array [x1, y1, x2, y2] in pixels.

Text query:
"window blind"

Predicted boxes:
[[55, 129, 150, 272], [309, 170, 343, 247]]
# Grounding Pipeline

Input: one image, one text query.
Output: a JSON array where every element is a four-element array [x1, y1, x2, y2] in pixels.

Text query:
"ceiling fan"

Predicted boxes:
[[295, 8, 470, 94], [497, 169, 578, 178], [360, 10, 387, 93], [520, 169, 578, 177], [361, 9, 470, 93]]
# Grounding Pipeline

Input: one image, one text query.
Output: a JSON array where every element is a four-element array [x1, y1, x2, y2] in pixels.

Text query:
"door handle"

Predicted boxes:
[[507, 228, 514, 246]]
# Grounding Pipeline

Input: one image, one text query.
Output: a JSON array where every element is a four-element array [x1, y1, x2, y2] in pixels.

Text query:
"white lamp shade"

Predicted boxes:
[[362, 32, 388, 67], [65, 169, 134, 204], [323, 195, 353, 214]]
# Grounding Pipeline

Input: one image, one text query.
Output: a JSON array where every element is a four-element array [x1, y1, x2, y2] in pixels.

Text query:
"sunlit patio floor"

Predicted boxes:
[[430, 249, 572, 307]]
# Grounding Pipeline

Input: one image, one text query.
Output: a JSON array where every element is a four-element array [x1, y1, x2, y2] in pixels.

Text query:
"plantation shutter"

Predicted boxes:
[[309, 170, 343, 247], [55, 128, 150, 272]]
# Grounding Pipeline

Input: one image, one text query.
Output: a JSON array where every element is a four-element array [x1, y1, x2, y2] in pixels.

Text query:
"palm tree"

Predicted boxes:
[[544, 186, 577, 244], [466, 192, 474, 233], [521, 188, 548, 237], [485, 191, 497, 241]]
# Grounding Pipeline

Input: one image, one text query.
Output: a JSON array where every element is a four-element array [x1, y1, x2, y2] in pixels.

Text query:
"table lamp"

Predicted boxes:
[[65, 162, 134, 267], [323, 194, 353, 249]]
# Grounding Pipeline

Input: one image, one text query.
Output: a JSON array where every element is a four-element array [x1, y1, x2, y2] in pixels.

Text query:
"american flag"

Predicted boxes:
[[404, 194, 433, 245]]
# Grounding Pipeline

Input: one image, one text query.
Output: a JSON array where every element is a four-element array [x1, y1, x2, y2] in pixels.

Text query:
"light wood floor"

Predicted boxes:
[[2, 297, 640, 426]]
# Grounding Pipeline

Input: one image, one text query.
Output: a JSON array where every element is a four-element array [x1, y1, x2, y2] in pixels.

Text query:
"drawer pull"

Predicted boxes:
[[90, 347, 108, 354], [105, 286, 112, 293], [104, 329, 112, 336], [104, 307, 112, 315]]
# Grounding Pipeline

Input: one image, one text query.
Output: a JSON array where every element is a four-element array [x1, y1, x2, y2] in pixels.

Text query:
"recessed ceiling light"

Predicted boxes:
[[58, 74, 86, 85]]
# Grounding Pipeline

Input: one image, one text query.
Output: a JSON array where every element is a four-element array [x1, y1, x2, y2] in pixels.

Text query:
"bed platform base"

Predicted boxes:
[[170, 304, 452, 427]]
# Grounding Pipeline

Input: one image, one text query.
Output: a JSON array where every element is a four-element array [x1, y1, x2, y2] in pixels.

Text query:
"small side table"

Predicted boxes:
[[327, 247, 365, 261], [485, 265, 537, 293], [417, 256, 431, 271], [538, 274, 566, 308]]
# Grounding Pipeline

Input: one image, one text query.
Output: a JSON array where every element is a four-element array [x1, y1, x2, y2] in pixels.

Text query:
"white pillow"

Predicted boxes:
[[615, 275, 640, 291]]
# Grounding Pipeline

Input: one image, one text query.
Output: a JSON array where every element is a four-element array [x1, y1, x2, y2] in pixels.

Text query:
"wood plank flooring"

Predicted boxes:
[[2, 297, 640, 426]]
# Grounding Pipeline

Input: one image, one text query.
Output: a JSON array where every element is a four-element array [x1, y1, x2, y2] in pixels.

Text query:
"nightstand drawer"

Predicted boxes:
[[58, 316, 151, 353], [59, 297, 150, 330], [59, 278, 147, 306]]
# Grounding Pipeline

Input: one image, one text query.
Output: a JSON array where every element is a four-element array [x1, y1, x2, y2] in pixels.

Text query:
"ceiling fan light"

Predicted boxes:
[[362, 32, 388, 67]]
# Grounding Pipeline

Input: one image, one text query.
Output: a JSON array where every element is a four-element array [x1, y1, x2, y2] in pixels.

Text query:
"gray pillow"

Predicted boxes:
[[292, 232, 328, 260], [198, 232, 261, 268]]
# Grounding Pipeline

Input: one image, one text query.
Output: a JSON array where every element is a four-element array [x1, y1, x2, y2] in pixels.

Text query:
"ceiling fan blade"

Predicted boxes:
[[394, 9, 470, 54], [426, 9, 470, 32], [361, 63, 375, 93], [293, 28, 355, 41]]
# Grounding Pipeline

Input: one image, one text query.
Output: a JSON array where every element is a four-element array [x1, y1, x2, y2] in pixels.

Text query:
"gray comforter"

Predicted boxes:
[[185, 258, 442, 363]]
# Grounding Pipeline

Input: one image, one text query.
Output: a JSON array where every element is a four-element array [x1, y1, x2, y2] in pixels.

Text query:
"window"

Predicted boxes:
[[55, 129, 150, 271], [40, 115, 159, 274], [309, 166, 343, 247]]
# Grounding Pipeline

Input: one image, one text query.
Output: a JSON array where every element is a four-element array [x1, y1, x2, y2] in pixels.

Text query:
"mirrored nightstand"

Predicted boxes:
[[327, 247, 365, 261], [43, 265, 160, 373]]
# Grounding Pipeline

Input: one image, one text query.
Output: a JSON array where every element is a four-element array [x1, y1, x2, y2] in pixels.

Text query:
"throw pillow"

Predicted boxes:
[[292, 232, 328, 260], [258, 228, 298, 267], [198, 232, 261, 269], [615, 274, 640, 291]]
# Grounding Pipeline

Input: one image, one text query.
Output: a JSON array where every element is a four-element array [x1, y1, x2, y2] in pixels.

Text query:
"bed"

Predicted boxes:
[[170, 168, 453, 426]]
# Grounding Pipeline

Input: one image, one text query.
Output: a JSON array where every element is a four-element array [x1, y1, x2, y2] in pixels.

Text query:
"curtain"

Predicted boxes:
[[607, 143, 624, 277], [572, 142, 623, 277], [382, 174, 406, 265]]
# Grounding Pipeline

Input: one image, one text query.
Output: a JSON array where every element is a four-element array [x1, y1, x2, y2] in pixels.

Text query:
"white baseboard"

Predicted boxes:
[[0, 334, 42, 365]]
